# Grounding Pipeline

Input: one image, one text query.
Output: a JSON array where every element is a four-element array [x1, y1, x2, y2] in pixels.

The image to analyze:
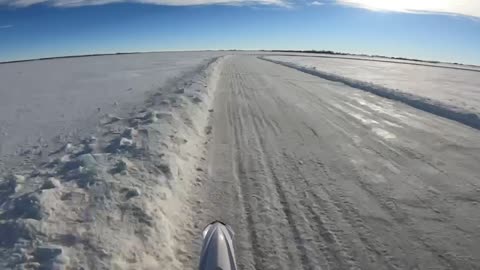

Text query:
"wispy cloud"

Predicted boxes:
[[310, 1, 324, 6], [0, 25, 13, 29], [335, 0, 480, 18], [1, 0, 479, 19], [0, 0, 288, 7]]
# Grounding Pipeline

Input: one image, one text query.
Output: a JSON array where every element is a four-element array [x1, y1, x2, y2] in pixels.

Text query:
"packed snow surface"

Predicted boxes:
[[197, 56, 480, 270]]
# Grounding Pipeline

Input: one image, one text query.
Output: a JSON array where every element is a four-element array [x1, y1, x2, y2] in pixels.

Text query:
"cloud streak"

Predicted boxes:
[[0, 0, 288, 7], [1, 0, 479, 19], [310, 1, 324, 6], [0, 24, 13, 28], [336, 0, 480, 18]]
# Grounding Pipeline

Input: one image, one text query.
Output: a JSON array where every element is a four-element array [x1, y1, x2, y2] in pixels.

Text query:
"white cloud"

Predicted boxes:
[[1, 0, 288, 7], [310, 1, 324, 6], [2, 0, 479, 19], [336, 0, 480, 18], [0, 24, 13, 28]]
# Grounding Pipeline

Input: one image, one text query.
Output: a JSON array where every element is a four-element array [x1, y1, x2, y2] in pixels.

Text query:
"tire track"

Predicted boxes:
[[248, 68, 398, 269], [284, 153, 401, 270], [227, 74, 264, 270], [249, 113, 319, 270], [266, 70, 427, 269], [279, 74, 460, 268], [246, 89, 345, 269], [239, 75, 308, 270]]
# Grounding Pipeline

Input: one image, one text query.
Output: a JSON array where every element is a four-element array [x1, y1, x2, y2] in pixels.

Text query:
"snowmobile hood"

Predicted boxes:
[[199, 221, 238, 270]]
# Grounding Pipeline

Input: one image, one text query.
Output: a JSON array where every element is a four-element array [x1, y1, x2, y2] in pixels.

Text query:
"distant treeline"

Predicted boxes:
[[1, 50, 475, 68], [263, 50, 468, 67], [266, 50, 348, 55], [0, 52, 141, 65]]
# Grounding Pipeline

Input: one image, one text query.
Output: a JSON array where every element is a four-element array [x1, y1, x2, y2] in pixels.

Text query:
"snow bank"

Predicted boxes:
[[261, 56, 480, 130], [0, 51, 226, 164], [0, 56, 225, 269]]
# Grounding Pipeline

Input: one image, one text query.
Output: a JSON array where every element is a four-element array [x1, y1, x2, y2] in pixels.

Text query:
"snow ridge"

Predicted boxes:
[[261, 57, 480, 130]]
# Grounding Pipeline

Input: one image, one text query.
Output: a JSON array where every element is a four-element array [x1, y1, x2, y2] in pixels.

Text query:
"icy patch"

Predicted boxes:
[[350, 113, 379, 125], [383, 120, 402, 128], [329, 100, 396, 141], [372, 128, 396, 140]]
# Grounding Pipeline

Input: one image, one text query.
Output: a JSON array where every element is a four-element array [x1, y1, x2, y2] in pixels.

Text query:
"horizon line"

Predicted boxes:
[[2, 49, 479, 70]]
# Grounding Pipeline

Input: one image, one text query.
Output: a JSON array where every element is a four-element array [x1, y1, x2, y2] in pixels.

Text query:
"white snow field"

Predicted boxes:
[[0, 51, 227, 269], [0, 51, 225, 165], [264, 52, 480, 72], [263, 55, 480, 129], [1, 53, 480, 270]]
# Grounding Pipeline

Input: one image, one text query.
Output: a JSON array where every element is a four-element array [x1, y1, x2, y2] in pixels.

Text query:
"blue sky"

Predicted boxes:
[[1, 0, 480, 64]]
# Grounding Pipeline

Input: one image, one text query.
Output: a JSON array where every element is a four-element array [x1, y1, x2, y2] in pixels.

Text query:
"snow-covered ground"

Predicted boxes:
[[0, 51, 225, 166], [262, 53, 480, 72], [1, 52, 480, 269], [0, 52, 226, 269], [196, 56, 480, 270], [262, 55, 480, 129]]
